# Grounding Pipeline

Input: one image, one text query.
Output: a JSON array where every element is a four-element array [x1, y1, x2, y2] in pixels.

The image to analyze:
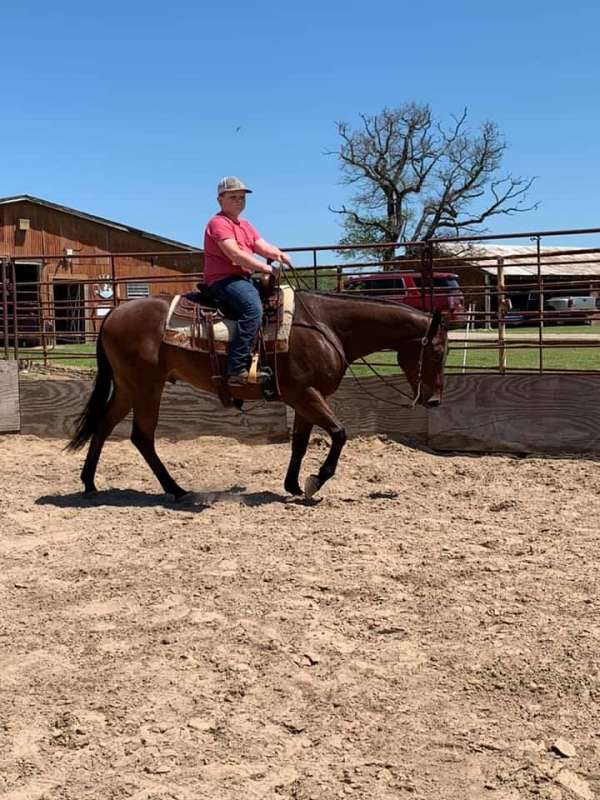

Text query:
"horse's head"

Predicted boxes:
[[396, 309, 448, 408]]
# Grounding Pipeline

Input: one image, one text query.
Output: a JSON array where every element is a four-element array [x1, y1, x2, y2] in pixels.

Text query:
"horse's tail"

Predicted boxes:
[[66, 331, 113, 452]]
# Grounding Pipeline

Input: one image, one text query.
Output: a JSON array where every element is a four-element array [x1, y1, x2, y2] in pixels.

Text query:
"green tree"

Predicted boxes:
[[328, 104, 536, 260]]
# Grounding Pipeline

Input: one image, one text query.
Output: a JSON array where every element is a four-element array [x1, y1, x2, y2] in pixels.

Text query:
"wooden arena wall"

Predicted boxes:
[[15, 373, 290, 442], [0, 361, 19, 433], [5, 371, 600, 456]]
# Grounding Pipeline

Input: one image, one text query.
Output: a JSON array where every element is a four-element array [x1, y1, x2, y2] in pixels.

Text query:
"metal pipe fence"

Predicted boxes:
[[3, 225, 600, 374]]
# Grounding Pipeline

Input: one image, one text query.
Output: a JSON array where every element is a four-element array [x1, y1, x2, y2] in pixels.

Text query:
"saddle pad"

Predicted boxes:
[[163, 285, 295, 354]]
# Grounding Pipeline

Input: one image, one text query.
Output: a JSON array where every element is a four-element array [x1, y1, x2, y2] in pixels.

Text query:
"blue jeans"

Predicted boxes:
[[209, 276, 263, 374]]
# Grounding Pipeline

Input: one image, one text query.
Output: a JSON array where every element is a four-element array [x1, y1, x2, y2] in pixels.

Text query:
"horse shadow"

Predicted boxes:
[[35, 484, 303, 512]]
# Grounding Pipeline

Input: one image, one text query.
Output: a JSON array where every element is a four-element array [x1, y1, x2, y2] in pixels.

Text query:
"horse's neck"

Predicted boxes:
[[330, 298, 427, 361]]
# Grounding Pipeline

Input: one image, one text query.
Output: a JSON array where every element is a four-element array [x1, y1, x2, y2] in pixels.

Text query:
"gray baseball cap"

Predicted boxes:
[[217, 176, 253, 195]]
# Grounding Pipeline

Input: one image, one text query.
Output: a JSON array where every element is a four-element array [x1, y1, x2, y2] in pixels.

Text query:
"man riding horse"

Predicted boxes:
[[69, 184, 448, 501], [203, 176, 293, 386]]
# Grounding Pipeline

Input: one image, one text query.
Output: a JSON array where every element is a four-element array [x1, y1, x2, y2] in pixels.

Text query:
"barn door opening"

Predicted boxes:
[[10, 262, 42, 346], [53, 281, 85, 343]]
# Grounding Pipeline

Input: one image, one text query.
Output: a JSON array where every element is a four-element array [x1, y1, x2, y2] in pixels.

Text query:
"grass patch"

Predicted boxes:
[[19, 343, 97, 368], [15, 329, 600, 374], [288, 268, 341, 292], [351, 345, 600, 376]]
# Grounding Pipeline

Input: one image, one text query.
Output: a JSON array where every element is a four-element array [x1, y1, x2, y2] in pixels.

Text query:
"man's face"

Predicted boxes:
[[218, 191, 247, 217]]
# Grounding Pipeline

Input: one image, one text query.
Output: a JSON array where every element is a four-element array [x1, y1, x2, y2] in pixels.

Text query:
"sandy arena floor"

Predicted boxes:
[[1, 433, 599, 800]]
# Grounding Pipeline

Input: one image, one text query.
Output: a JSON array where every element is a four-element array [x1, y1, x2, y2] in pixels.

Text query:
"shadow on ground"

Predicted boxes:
[[35, 485, 296, 511]]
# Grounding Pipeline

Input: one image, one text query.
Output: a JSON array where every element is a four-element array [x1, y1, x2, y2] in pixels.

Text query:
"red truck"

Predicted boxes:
[[343, 271, 465, 325]]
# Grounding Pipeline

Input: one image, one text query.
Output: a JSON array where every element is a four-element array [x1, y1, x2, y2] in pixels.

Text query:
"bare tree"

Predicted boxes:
[[327, 104, 536, 259]]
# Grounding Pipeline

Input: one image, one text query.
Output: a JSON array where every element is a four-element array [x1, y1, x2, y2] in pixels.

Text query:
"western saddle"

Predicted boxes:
[[175, 273, 281, 407]]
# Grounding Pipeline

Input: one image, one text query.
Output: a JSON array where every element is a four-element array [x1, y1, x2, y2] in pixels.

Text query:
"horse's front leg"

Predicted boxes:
[[288, 388, 347, 499], [305, 423, 347, 499], [284, 413, 313, 495]]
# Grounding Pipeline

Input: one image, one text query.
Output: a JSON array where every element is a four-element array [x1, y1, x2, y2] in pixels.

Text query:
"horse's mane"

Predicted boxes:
[[296, 289, 434, 320]]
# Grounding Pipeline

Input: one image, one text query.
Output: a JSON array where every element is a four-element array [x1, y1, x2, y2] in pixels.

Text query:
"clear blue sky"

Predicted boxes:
[[3, 0, 600, 256]]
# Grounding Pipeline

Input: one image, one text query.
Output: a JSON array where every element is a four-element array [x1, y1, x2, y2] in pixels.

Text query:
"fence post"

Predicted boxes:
[[1, 259, 10, 360], [497, 257, 506, 374], [484, 272, 492, 330], [39, 259, 49, 366], [535, 235, 543, 374], [110, 255, 118, 307], [10, 260, 19, 361], [420, 241, 434, 312]]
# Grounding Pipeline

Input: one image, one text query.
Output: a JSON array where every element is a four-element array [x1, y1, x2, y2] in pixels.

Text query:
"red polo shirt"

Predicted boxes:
[[203, 212, 260, 286]]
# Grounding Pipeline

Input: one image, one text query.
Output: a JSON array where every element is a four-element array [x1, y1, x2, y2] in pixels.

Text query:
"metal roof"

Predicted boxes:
[[0, 195, 200, 252], [439, 243, 600, 277]]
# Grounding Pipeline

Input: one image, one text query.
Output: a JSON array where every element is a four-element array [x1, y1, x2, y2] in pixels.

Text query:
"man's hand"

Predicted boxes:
[[254, 238, 293, 268], [277, 251, 293, 268]]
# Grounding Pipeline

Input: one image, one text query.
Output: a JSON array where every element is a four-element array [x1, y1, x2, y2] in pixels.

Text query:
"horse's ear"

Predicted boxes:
[[428, 309, 442, 342]]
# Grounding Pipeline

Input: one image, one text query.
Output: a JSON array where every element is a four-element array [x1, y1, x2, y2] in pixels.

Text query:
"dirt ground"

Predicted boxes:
[[1, 433, 600, 800]]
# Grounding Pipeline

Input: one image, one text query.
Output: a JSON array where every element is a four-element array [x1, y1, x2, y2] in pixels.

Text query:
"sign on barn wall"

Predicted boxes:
[[0, 361, 20, 433]]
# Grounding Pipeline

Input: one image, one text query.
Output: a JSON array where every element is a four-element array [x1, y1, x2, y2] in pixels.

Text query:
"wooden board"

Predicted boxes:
[[327, 375, 428, 442], [16, 370, 600, 457], [429, 373, 600, 454], [0, 361, 20, 433], [18, 376, 288, 442]]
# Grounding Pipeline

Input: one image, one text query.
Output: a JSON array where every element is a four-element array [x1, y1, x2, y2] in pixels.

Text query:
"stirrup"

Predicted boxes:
[[228, 370, 270, 386], [247, 354, 270, 385], [227, 370, 250, 387]]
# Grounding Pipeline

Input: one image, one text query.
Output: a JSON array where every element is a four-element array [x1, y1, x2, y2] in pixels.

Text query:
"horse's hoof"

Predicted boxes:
[[304, 475, 321, 499], [83, 489, 98, 498], [174, 491, 195, 504]]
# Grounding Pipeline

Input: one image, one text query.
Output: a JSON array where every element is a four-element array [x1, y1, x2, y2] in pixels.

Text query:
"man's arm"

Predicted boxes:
[[254, 238, 293, 267], [217, 238, 272, 274]]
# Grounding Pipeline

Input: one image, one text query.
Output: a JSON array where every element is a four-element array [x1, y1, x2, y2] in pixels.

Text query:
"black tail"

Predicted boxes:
[[66, 333, 114, 452]]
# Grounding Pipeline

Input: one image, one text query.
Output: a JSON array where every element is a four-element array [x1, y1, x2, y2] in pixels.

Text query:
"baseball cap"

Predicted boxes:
[[217, 176, 253, 195]]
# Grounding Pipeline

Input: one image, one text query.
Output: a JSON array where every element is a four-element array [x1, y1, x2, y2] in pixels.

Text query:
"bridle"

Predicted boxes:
[[293, 290, 440, 409], [348, 317, 438, 409], [410, 330, 431, 408]]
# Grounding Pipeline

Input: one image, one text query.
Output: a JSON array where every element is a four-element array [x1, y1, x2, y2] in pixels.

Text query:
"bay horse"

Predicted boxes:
[[67, 291, 448, 500]]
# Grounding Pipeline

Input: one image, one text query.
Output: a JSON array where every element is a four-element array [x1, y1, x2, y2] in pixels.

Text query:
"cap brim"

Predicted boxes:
[[219, 187, 252, 195]]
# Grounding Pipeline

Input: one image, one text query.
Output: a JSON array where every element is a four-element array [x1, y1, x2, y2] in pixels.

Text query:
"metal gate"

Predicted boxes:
[[0, 258, 43, 357]]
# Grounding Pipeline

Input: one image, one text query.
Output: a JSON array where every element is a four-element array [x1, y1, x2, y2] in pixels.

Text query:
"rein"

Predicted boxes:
[[347, 327, 431, 409], [292, 291, 434, 409], [411, 330, 430, 407]]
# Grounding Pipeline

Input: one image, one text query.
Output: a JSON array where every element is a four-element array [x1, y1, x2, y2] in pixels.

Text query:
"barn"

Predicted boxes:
[[435, 242, 600, 323], [0, 195, 202, 343]]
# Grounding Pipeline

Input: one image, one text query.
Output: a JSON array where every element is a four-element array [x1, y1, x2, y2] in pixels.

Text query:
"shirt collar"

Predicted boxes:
[[218, 211, 241, 226]]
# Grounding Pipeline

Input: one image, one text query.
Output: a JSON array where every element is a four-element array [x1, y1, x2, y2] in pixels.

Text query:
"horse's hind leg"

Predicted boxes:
[[287, 387, 346, 498], [81, 386, 131, 494], [284, 412, 313, 496], [130, 383, 188, 500]]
